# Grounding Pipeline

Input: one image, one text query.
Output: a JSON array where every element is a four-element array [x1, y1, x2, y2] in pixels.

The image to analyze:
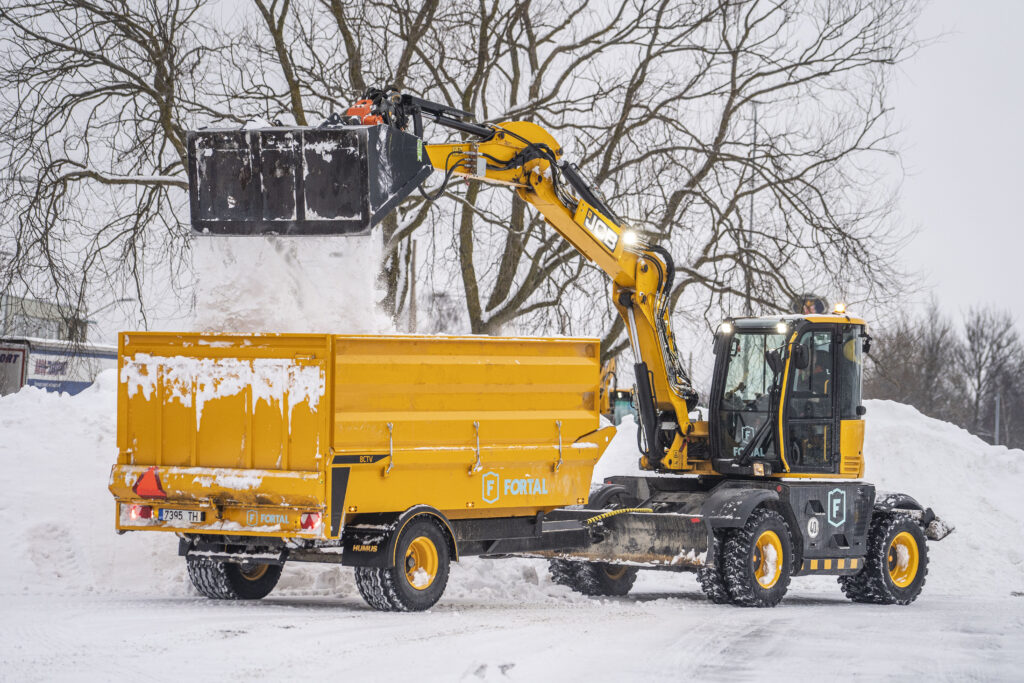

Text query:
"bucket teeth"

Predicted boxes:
[[187, 125, 431, 236]]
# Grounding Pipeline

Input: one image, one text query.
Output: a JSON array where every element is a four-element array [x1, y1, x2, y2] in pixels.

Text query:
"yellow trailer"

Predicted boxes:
[[110, 331, 614, 609]]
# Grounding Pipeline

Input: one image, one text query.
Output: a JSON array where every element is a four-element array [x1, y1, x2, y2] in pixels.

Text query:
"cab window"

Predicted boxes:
[[839, 329, 863, 419], [790, 331, 832, 419]]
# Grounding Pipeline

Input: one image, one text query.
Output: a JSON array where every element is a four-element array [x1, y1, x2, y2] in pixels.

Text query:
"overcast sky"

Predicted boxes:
[[893, 0, 1024, 323]]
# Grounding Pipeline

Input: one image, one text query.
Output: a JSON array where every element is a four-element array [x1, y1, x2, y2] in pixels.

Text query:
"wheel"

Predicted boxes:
[[187, 557, 283, 600], [721, 507, 793, 607], [547, 485, 641, 598], [697, 530, 731, 604], [548, 558, 639, 596], [355, 516, 451, 612], [839, 513, 928, 605]]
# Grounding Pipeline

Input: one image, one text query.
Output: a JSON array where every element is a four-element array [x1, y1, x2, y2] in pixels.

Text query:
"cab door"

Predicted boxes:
[[784, 325, 840, 474], [782, 323, 866, 477]]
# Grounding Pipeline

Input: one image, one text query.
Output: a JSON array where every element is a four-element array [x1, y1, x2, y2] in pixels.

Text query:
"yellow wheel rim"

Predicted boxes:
[[603, 565, 628, 580], [753, 530, 783, 589], [239, 564, 269, 582], [887, 531, 919, 588], [405, 536, 439, 591]]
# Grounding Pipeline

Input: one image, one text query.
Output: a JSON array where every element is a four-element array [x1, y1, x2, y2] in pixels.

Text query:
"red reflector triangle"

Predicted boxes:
[[133, 467, 167, 499]]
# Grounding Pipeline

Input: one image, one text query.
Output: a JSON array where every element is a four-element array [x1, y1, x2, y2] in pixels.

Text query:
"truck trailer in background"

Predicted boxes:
[[0, 337, 116, 396]]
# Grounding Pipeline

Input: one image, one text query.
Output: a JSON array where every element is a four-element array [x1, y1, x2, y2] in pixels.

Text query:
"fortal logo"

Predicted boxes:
[[246, 509, 258, 526], [482, 471, 500, 504], [740, 425, 755, 444], [827, 488, 846, 528]]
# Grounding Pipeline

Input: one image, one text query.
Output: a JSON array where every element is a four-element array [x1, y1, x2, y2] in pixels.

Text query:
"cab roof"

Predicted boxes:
[[730, 313, 868, 328]]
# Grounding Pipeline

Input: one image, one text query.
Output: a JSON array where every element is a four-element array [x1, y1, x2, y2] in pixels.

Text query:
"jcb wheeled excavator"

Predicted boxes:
[[186, 87, 950, 608]]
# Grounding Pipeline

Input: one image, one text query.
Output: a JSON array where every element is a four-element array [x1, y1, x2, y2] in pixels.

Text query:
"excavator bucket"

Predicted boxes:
[[186, 125, 431, 235]]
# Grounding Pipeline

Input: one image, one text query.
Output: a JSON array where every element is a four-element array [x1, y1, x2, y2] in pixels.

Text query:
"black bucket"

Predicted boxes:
[[186, 125, 432, 236]]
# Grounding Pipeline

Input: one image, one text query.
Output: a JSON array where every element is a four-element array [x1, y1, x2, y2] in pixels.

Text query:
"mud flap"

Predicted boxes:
[[187, 125, 431, 235]]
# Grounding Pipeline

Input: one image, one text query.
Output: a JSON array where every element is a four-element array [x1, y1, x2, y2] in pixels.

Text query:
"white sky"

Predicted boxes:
[[83, 1, 1024, 342], [893, 0, 1024, 323]]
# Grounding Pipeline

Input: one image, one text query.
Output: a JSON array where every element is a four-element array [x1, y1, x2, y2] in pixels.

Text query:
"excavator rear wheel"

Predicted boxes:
[[720, 507, 793, 607], [697, 530, 731, 604]]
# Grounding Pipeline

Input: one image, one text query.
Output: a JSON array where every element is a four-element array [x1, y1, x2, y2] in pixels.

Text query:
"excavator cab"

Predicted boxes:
[[708, 314, 869, 479]]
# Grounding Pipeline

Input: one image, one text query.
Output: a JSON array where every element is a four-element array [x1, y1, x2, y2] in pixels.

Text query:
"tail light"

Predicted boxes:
[[129, 504, 153, 520], [300, 512, 321, 530]]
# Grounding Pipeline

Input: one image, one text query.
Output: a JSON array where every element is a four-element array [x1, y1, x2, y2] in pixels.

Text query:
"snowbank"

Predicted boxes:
[[0, 376, 1020, 602]]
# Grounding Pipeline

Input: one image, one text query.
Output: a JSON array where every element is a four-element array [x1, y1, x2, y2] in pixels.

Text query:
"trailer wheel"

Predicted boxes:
[[548, 558, 639, 597], [839, 513, 928, 605], [186, 558, 282, 600], [355, 516, 451, 612], [697, 530, 731, 604], [721, 507, 792, 607]]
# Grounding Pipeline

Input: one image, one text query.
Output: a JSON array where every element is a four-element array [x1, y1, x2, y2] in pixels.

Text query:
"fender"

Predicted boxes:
[[875, 491, 953, 541], [875, 491, 923, 513], [699, 485, 780, 570], [701, 485, 779, 528], [341, 504, 459, 567], [586, 484, 633, 510]]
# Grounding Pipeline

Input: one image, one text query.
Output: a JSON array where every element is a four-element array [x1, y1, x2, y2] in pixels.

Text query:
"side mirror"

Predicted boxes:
[[791, 343, 810, 370], [765, 349, 784, 374]]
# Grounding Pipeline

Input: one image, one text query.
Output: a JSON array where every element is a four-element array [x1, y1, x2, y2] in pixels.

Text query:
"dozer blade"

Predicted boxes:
[[186, 125, 431, 236]]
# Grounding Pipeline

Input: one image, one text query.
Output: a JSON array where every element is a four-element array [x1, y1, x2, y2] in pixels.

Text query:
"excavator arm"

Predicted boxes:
[[376, 92, 703, 471]]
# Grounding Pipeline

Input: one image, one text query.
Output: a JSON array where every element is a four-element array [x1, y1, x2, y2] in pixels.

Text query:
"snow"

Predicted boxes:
[[759, 542, 779, 587], [1, 378, 1022, 680], [190, 235, 393, 334], [120, 353, 326, 429]]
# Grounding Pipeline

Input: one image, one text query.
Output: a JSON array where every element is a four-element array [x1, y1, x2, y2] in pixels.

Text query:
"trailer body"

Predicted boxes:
[[110, 331, 612, 542]]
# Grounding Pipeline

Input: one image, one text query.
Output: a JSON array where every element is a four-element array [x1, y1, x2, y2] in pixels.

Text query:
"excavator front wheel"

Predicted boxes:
[[839, 513, 928, 605]]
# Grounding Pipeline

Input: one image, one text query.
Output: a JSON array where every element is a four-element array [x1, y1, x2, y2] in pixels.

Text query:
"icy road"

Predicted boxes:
[[2, 373, 1023, 681], [2, 575, 1022, 682]]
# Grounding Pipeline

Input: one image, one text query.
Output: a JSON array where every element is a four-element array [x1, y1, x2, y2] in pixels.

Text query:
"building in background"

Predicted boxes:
[[0, 295, 115, 396]]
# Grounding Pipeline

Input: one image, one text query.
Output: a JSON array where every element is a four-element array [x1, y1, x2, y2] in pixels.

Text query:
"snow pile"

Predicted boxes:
[[191, 235, 393, 334], [0, 376, 1021, 601], [595, 404, 1024, 596]]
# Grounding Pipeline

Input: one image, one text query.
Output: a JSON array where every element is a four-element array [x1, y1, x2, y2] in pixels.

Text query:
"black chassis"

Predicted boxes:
[[175, 476, 947, 576], [597, 475, 876, 575]]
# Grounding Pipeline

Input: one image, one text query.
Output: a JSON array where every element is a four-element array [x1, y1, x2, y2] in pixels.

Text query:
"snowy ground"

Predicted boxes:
[[2, 375, 1023, 681]]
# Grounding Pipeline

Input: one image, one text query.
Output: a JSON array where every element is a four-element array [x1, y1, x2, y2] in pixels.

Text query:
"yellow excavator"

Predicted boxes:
[[186, 87, 951, 607]]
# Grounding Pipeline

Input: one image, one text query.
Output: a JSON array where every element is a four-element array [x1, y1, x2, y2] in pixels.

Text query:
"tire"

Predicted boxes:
[[721, 507, 793, 607], [355, 516, 451, 612], [839, 513, 928, 605], [546, 486, 641, 598], [697, 530, 731, 604], [548, 558, 639, 597], [187, 558, 283, 600]]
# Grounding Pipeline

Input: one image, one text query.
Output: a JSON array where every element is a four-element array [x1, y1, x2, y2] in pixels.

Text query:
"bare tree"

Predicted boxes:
[[864, 301, 963, 424], [2, 0, 921, 351], [865, 304, 1024, 449], [955, 308, 1022, 438], [0, 0, 213, 326]]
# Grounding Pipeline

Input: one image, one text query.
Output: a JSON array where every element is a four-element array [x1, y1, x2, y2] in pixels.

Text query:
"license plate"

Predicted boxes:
[[158, 508, 206, 523]]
